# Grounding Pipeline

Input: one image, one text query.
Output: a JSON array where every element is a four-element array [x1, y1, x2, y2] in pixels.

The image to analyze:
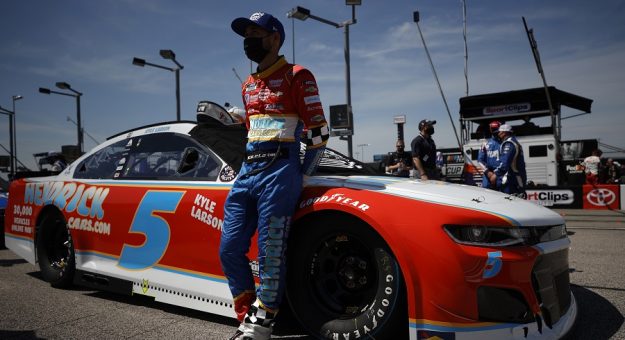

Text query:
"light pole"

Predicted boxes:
[[67, 116, 100, 145], [39, 82, 84, 153], [357, 143, 370, 162], [0, 104, 15, 177], [11, 95, 22, 174], [288, 1, 361, 159], [132, 49, 184, 121]]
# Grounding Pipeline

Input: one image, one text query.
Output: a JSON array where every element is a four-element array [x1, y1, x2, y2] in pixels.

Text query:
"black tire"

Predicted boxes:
[[1, 213, 5, 249], [36, 211, 75, 288], [287, 212, 408, 339]]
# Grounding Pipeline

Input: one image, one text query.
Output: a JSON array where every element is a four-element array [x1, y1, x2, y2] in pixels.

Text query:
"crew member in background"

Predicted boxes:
[[219, 11, 329, 340], [583, 149, 602, 185], [411, 119, 438, 180], [489, 124, 527, 195], [605, 158, 621, 184], [385, 139, 412, 177], [477, 121, 502, 189]]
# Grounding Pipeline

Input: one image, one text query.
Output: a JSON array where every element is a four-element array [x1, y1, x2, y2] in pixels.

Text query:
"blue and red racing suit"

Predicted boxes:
[[477, 136, 501, 188], [219, 56, 329, 318], [493, 135, 527, 195]]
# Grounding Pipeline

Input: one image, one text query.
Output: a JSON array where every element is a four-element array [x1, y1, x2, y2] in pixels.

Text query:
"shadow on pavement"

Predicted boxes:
[[20, 266, 314, 338], [0, 330, 44, 339], [84, 290, 314, 339], [563, 284, 624, 340], [0, 258, 27, 267]]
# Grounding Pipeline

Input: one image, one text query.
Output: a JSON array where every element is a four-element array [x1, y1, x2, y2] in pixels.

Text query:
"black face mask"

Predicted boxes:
[[244, 36, 269, 64], [426, 127, 435, 135]]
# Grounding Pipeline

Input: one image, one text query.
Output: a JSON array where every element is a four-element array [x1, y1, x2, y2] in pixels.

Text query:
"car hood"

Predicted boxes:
[[306, 175, 564, 227]]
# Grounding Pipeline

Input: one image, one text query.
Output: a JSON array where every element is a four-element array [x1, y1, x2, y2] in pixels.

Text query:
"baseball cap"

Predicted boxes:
[[231, 12, 285, 47], [498, 124, 513, 133], [418, 119, 436, 130], [489, 120, 501, 133]]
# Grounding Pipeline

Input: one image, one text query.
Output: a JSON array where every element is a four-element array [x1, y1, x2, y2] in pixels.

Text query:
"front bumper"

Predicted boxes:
[[409, 236, 575, 340], [410, 293, 577, 339]]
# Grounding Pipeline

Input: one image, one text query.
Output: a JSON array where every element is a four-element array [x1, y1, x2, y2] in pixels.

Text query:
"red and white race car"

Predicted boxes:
[[4, 104, 575, 339]]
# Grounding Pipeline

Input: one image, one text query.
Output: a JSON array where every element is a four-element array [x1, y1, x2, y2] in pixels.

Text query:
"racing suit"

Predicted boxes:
[[219, 56, 329, 319], [493, 135, 527, 195], [477, 136, 501, 189]]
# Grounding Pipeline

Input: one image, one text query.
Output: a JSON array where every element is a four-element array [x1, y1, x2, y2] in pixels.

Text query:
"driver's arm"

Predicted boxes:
[[292, 69, 329, 175]]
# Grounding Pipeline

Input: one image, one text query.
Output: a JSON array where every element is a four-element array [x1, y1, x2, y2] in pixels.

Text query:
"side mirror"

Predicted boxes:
[[178, 148, 199, 174]]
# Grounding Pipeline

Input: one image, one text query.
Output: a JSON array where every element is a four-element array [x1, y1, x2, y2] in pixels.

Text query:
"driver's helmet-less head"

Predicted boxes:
[[196, 101, 244, 125]]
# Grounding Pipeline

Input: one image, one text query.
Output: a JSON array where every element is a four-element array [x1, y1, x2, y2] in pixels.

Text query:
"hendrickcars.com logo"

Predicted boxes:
[[526, 190, 574, 206]]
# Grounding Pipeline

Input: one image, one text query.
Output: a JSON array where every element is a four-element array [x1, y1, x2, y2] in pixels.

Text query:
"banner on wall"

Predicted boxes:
[[582, 185, 620, 210], [525, 187, 583, 208]]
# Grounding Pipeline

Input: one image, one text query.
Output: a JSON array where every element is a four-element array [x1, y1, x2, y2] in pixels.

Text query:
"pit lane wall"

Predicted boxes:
[[525, 184, 624, 210]]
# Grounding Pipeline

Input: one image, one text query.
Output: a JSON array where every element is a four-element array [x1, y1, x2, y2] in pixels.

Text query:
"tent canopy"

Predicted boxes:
[[459, 87, 593, 122]]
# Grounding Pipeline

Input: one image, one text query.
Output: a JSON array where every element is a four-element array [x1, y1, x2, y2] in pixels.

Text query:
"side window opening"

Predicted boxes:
[[74, 140, 128, 179], [120, 133, 222, 181]]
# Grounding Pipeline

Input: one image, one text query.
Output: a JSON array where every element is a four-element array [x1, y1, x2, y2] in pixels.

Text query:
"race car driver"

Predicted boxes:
[[489, 124, 527, 195], [219, 11, 329, 340], [477, 121, 502, 189]]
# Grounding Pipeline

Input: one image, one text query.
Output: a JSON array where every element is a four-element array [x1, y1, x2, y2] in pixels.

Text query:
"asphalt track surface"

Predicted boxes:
[[1, 210, 624, 339]]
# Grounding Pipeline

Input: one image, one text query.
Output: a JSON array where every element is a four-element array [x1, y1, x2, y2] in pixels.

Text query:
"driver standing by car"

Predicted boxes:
[[219, 11, 329, 340]]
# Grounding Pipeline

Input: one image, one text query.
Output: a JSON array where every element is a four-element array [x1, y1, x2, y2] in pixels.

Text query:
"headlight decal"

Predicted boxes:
[[444, 224, 567, 247]]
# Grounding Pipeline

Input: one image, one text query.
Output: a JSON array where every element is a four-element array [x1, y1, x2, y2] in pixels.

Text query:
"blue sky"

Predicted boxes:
[[1, 0, 625, 172]]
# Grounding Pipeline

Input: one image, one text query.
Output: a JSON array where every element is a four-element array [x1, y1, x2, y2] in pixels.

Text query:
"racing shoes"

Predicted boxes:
[[234, 291, 256, 322], [229, 301, 276, 340]]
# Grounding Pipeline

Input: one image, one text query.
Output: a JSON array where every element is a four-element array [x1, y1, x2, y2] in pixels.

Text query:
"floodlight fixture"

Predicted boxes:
[[132, 57, 146, 67], [132, 50, 184, 120], [287, 6, 311, 20]]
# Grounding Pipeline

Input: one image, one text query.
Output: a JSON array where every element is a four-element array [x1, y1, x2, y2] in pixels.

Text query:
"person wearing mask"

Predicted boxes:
[[477, 121, 502, 189], [220, 11, 329, 340], [411, 119, 438, 180], [385, 139, 412, 177], [489, 124, 527, 195]]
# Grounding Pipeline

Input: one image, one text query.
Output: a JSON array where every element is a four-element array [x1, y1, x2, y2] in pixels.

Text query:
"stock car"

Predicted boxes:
[[3, 103, 576, 339], [0, 188, 7, 248]]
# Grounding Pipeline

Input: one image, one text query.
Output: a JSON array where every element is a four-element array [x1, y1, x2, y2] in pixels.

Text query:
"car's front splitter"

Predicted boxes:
[[409, 293, 577, 339]]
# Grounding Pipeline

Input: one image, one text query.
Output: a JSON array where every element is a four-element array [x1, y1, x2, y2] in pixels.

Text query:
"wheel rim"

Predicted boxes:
[[45, 218, 72, 274], [308, 232, 378, 316]]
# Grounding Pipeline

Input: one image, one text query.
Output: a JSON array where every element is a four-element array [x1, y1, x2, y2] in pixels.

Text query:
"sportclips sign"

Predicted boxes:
[[582, 185, 621, 210], [483, 102, 530, 116], [526, 188, 580, 208]]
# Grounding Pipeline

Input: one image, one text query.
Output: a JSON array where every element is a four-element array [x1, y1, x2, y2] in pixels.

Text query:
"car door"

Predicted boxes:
[[72, 131, 231, 298]]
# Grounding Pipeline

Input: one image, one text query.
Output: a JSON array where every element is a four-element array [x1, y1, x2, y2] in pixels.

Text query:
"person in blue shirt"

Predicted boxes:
[[489, 124, 527, 195], [477, 121, 502, 189]]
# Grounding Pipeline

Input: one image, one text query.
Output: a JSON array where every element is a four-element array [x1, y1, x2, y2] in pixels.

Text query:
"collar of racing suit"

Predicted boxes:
[[252, 55, 287, 79]]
